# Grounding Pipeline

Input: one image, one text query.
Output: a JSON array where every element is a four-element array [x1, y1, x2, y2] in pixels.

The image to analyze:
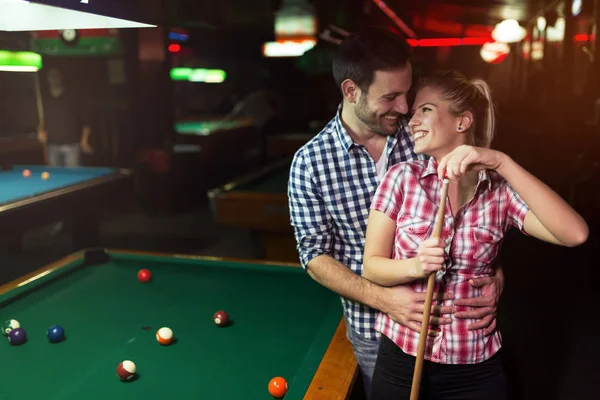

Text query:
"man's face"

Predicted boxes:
[[47, 69, 64, 89], [354, 63, 412, 136]]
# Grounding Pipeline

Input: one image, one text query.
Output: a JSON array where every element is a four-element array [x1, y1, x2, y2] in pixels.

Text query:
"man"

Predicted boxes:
[[37, 67, 93, 166], [225, 80, 283, 165], [288, 28, 504, 398]]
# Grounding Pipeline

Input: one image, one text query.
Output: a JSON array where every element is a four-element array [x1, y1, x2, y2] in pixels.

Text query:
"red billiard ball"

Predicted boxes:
[[22, 169, 31, 178], [268, 377, 288, 398], [116, 360, 136, 381], [213, 310, 229, 327], [137, 269, 151, 283]]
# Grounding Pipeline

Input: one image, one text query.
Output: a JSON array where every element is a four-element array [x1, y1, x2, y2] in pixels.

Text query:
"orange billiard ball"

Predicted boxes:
[[41, 171, 50, 180], [22, 169, 31, 178], [268, 377, 288, 398], [156, 327, 174, 345]]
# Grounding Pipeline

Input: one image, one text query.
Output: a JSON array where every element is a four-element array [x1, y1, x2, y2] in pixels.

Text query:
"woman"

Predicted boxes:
[[363, 70, 588, 399]]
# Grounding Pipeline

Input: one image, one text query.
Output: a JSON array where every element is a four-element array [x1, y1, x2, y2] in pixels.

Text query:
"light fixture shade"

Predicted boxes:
[[0, 0, 155, 31], [522, 40, 544, 61], [170, 68, 226, 83], [480, 41, 510, 64], [0, 50, 42, 72], [546, 17, 565, 42], [536, 16, 546, 32], [492, 19, 526, 43]]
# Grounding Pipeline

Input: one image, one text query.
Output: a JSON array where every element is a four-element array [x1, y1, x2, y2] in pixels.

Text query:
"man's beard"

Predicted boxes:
[[354, 96, 400, 136]]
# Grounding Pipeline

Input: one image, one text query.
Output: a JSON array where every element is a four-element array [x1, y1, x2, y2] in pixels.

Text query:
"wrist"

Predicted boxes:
[[495, 152, 512, 175], [410, 257, 424, 280], [371, 284, 390, 314]]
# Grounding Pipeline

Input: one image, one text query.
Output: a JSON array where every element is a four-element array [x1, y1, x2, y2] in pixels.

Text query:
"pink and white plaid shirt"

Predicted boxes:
[[371, 156, 529, 364]]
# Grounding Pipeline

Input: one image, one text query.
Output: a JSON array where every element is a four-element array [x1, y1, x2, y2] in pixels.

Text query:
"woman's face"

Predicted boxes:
[[408, 86, 465, 160]]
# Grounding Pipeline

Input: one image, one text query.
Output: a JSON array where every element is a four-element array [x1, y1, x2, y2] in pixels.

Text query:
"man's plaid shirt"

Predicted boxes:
[[288, 108, 422, 339]]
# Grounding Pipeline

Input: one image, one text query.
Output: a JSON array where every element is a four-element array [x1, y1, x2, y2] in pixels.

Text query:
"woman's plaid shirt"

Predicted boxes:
[[371, 157, 529, 363], [288, 110, 421, 339]]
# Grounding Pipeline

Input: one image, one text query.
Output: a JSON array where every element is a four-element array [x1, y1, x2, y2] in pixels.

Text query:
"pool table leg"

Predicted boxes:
[[1, 233, 24, 254], [263, 233, 299, 263], [70, 215, 100, 250]]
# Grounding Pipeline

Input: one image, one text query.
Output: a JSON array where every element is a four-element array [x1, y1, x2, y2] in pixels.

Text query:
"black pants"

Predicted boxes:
[[371, 335, 508, 400]]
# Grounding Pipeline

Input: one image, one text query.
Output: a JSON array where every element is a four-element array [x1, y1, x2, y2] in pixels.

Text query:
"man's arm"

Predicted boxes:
[[80, 126, 93, 154], [454, 265, 504, 336], [288, 152, 454, 334], [307, 254, 454, 335]]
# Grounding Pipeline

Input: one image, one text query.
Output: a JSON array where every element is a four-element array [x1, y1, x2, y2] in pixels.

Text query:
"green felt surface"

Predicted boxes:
[[0, 252, 342, 399], [175, 120, 250, 135]]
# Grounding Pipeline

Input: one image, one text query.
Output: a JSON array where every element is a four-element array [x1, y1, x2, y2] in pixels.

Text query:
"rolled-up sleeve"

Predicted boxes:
[[288, 151, 332, 269]]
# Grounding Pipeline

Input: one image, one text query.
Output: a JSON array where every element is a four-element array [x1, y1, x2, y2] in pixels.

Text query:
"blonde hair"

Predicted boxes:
[[415, 70, 495, 148]]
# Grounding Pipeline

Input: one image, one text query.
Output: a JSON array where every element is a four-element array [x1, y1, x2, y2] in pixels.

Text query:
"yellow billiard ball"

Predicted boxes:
[[41, 171, 50, 180]]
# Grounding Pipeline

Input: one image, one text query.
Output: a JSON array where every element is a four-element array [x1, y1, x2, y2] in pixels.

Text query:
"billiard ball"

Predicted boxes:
[[156, 327, 173, 345], [8, 327, 27, 345], [213, 310, 229, 327], [137, 269, 151, 283], [268, 376, 288, 398], [41, 171, 50, 180], [22, 169, 31, 178], [116, 360, 136, 381], [1, 319, 20, 336], [47, 325, 65, 343]]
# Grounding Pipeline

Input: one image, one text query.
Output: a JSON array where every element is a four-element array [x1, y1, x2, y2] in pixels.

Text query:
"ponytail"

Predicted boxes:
[[470, 79, 495, 148], [415, 70, 496, 149]]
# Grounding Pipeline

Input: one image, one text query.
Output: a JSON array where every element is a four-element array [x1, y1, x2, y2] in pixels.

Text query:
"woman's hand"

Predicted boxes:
[[414, 237, 446, 278], [437, 145, 506, 180]]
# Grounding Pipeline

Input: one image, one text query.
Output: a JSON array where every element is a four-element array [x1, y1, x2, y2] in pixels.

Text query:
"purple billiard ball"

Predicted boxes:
[[8, 327, 26, 345]]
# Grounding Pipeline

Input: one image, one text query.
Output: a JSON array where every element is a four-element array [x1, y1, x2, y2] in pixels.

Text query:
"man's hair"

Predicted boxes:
[[332, 27, 412, 94]]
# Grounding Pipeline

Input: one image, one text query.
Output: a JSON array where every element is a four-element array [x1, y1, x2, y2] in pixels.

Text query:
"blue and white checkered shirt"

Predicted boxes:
[[288, 107, 423, 339]]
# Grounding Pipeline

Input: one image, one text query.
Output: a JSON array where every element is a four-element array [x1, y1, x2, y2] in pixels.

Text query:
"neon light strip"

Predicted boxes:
[[407, 37, 490, 47], [372, 0, 417, 38]]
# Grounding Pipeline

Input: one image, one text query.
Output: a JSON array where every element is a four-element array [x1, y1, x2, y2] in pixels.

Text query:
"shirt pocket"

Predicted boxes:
[[397, 215, 432, 255], [471, 226, 503, 264]]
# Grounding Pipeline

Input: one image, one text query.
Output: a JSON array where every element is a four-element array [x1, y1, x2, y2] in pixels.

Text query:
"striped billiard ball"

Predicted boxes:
[[2, 319, 20, 336], [117, 360, 136, 381]]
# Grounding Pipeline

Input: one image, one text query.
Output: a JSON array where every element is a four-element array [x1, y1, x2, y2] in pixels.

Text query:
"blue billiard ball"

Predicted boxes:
[[47, 325, 65, 343], [8, 328, 27, 345]]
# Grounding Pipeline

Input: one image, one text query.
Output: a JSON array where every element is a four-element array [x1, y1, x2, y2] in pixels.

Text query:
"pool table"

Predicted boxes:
[[0, 165, 133, 250], [0, 249, 357, 399], [173, 116, 263, 192], [207, 158, 296, 262], [174, 117, 255, 137], [267, 132, 315, 160]]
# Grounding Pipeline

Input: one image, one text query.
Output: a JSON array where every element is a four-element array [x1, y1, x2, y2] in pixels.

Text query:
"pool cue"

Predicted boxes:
[[410, 174, 449, 400], [34, 71, 48, 165]]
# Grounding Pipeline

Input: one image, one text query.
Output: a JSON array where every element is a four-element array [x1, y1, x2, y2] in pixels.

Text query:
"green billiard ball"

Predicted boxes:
[[2, 319, 20, 336]]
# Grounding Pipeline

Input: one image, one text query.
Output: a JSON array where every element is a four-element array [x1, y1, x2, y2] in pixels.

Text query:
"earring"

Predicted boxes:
[[458, 125, 462, 131]]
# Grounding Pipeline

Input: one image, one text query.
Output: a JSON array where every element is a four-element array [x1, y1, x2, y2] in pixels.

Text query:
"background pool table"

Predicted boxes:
[[170, 116, 263, 197], [174, 118, 255, 137], [207, 157, 296, 262], [0, 165, 132, 251], [0, 249, 357, 399]]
